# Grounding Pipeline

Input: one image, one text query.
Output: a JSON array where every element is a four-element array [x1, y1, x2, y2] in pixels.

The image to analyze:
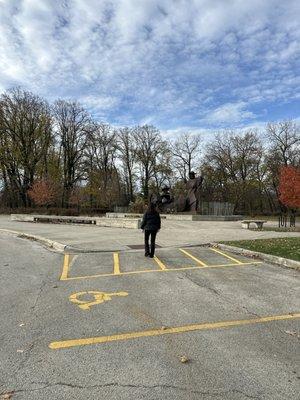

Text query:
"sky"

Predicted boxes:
[[0, 0, 300, 138]]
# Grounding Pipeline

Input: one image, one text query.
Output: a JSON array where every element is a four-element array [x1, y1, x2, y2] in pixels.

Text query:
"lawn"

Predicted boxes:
[[222, 237, 300, 262]]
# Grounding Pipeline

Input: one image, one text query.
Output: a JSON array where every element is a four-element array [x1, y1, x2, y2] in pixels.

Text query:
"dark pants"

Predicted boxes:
[[144, 230, 157, 256]]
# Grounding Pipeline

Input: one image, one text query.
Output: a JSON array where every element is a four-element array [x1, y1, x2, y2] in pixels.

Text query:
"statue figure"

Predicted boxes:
[[149, 186, 174, 212], [149, 172, 203, 213], [160, 186, 171, 205], [186, 171, 203, 212]]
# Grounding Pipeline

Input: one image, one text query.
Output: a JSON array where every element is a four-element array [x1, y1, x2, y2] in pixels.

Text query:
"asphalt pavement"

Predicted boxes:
[[1, 231, 299, 400]]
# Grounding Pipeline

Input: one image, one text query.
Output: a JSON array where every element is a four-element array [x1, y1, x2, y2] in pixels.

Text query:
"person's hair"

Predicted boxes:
[[147, 202, 157, 213]]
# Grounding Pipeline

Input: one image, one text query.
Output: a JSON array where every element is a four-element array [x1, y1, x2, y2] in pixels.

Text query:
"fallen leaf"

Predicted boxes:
[[285, 330, 297, 336], [180, 355, 189, 363], [1, 391, 14, 399]]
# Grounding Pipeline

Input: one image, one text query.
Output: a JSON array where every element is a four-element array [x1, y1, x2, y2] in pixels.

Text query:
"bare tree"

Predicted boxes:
[[85, 123, 120, 208], [117, 127, 137, 202], [133, 125, 167, 199], [203, 130, 265, 213], [267, 121, 300, 166], [53, 100, 91, 207], [152, 148, 173, 191], [171, 132, 202, 180], [0, 88, 52, 207]]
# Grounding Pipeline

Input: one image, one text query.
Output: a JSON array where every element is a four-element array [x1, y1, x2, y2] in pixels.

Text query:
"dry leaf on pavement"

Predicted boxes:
[[180, 355, 189, 363], [285, 330, 297, 336], [1, 392, 14, 399]]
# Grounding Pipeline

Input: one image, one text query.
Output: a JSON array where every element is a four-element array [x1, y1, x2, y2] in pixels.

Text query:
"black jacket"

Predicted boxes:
[[141, 211, 161, 231]]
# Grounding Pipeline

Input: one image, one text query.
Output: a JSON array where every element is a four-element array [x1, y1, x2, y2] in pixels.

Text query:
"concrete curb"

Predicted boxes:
[[0, 229, 123, 253], [62, 242, 212, 254], [0, 228, 213, 253], [211, 242, 300, 271], [0, 228, 66, 253]]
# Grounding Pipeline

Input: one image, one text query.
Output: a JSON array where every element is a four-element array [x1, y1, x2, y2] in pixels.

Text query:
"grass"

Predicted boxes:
[[222, 237, 300, 262]]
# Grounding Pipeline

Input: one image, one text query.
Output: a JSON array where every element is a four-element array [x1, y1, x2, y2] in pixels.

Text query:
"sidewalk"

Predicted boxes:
[[1, 215, 299, 252]]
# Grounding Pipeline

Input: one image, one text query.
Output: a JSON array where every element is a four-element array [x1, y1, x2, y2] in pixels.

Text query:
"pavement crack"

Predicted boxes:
[[2, 381, 262, 399], [182, 271, 267, 321], [31, 280, 48, 312], [182, 273, 220, 296], [241, 306, 261, 318]]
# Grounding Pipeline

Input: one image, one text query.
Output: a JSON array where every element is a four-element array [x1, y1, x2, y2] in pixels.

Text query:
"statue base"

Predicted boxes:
[[107, 212, 243, 221]]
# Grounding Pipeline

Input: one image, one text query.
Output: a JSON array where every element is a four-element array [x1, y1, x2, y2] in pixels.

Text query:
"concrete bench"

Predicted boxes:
[[241, 220, 267, 230], [11, 214, 97, 224], [11, 214, 141, 229], [96, 218, 141, 229], [106, 212, 243, 221]]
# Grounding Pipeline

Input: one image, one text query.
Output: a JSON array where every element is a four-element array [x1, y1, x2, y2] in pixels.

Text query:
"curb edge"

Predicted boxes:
[[211, 242, 300, 271], [0, 228, 66, 253]]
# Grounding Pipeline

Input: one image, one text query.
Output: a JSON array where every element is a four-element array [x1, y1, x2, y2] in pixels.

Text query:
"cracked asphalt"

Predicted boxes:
[[1, 231, 300, 400]]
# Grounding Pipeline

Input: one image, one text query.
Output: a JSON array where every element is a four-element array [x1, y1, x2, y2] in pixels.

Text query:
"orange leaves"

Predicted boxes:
[[279, 166, 300, 209], [28, 179, 58, 207]]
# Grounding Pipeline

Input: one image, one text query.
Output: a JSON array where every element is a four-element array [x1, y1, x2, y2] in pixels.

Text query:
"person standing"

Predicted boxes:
[[141, 203, 161, 258]]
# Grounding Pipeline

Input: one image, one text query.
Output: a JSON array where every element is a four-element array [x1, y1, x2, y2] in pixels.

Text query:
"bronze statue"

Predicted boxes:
[[149, 172, 203, 213], [186, 171, 203, 212], [150, 186, 174, 213]]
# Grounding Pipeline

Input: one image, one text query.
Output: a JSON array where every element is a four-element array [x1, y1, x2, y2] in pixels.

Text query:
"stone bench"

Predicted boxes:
[[241, 220, 267, 230]]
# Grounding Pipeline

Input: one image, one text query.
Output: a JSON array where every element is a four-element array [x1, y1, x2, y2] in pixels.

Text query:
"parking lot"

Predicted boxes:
[[1, 233, 299, 399]]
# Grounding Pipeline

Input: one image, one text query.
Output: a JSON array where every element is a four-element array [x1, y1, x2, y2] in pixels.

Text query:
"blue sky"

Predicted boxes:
[[0, 0, 299, 138]]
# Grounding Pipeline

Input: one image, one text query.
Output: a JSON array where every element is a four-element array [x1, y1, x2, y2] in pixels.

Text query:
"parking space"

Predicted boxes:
[[61, 247, 262, 281], [47, 246, 300, 354]]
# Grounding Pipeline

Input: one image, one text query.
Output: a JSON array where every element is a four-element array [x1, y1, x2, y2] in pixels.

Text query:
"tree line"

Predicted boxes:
[[0, 88, 299, 215]]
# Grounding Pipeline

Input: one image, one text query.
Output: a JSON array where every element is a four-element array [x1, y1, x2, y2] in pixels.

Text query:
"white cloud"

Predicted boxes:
[[0, 0, 299, 131], [203, 102, 255, 125], [81, 95, 119, 110]]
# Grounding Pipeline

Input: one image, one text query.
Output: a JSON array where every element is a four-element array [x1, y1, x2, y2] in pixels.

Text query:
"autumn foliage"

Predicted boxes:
[[279, 166, 300, 209], [28, 179, 57, 207]]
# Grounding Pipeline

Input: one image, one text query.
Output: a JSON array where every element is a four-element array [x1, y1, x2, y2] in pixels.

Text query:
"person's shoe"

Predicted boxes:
[[149, 255, 154, 258], [145, 253, 149, 257]]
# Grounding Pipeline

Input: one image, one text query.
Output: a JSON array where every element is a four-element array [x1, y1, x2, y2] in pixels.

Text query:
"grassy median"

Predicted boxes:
[[222, 237, 300, 262]]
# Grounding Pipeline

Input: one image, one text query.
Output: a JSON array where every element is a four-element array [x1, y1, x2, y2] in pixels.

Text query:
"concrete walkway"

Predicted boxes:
[[0, 215, 299, 252]]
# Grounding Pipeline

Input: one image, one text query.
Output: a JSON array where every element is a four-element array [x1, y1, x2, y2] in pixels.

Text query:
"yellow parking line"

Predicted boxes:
[[154, 256, 167, 270], [210, 248, 243, 264], [60, 254, 70, 280], [179, 248, 207, 266], [61, 260, 262, 281], [113, 253, 120, 275], [49, 312, 300, 350]]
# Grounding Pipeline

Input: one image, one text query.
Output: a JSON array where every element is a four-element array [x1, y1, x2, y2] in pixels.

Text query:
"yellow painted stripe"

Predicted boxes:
[[113, 253, 120, 275], [62, 261, 262, 281], [154, 256, 167, 270], [49, 312, 300, 350], [60, 254, 70, 280], [210, 248, 243, 264], [179, 248, 207, 266]]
